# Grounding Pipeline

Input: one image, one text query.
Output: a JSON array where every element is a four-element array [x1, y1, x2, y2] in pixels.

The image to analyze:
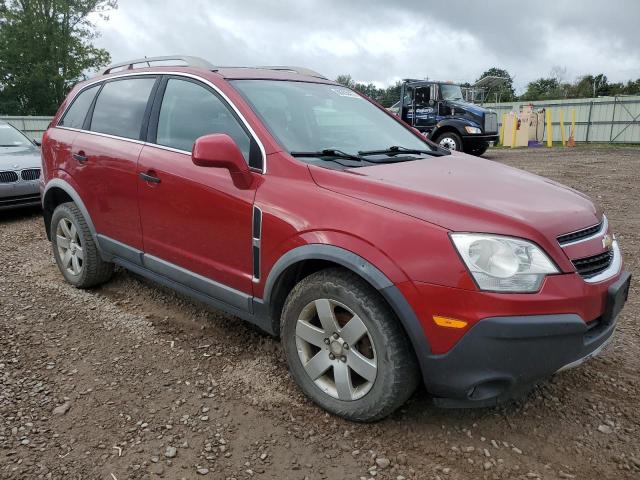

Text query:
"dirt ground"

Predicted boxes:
[[1, 145, 638, 480]]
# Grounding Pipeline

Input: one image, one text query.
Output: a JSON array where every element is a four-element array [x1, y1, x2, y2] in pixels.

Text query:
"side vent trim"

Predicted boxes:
[[252, 206, 262, 281]]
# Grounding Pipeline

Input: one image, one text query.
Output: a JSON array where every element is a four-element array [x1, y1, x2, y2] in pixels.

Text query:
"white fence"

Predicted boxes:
[[2, 97, 640, 144], [0, 116, 52, 141], [484, 96, 640, 144]]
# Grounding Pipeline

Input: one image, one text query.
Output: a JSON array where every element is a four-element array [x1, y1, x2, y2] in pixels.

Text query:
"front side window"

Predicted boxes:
[[232, 80, 431, 156], [440, 84, 464, 101], [90, 78, 156, 139], [59, 84, 100, 129], [156, 78, 250, 160]]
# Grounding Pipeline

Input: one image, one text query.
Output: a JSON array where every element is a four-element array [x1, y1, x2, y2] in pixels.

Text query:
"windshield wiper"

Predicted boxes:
[[358, 145, 449, 157], [290, 149, 364, 162]]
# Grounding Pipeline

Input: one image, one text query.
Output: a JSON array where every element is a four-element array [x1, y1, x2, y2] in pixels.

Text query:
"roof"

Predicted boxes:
[[99, 55, 334, 84]]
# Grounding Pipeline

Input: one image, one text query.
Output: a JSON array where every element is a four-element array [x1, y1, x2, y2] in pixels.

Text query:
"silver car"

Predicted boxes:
[[0, 121, 42, 210]]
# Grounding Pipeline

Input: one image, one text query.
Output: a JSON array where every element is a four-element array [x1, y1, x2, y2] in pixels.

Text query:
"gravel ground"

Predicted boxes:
[[1, 145, 638, 480]]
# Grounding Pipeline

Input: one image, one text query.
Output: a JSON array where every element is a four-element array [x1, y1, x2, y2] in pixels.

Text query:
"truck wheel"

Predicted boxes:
[[435, 132, 462, 151], [51, 202, 114, 288], [281, 268, 419, 422], [467, 142, 489, 156]]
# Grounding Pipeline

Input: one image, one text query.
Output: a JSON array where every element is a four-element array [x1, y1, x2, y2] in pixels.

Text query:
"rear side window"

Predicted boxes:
[[59, 85, 100, 129], [156, 78, 250, 159], [90, 78, 156, 140]]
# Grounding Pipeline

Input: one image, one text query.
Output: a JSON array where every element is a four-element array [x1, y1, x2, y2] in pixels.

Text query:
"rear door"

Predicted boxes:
[[137, 76, 259, 303], [69, 76, 159, 252]]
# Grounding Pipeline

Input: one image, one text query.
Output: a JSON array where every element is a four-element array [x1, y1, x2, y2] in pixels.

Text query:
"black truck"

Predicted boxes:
[[390, 80, 499, 156]]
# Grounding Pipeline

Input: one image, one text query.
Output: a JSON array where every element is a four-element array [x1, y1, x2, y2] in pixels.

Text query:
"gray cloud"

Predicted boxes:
[[92, 0, 640, 92]]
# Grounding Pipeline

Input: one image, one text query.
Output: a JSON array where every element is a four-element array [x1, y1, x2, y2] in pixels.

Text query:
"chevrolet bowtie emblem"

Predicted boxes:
[[602, 234, 614, 250]]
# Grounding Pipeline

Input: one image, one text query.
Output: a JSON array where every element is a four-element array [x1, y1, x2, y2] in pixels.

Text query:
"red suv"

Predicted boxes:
[[40, 56, 630, 421]]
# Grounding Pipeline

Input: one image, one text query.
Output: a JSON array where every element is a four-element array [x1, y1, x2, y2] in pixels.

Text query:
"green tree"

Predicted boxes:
[[521, 77, 562, 101], [0, 0, 116, 115], [475, 67, 516, 102], [335, 74, 356, 89]]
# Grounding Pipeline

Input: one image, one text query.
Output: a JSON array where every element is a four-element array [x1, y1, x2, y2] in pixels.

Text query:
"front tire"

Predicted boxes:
[[467, 142, 489, 156], [51, 202, 113, 288], [281, 268, 419, 422], [434, 131, 462, 151]]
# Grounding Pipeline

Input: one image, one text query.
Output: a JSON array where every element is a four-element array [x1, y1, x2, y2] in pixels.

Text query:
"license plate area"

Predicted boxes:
[[602, 271, 631, 325]]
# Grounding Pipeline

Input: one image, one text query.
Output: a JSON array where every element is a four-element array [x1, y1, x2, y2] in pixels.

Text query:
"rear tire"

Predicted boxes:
[[281, 268, 419, 422], [51, 202, 113, 288], [435, 131, 462, 151]]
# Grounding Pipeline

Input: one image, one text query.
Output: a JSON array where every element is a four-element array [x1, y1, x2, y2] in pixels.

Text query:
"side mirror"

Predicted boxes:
[[192, 134, 253, 189]]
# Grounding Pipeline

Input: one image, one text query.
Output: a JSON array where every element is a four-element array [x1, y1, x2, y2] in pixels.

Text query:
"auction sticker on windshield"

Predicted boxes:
[[331, 87, 361, 98]]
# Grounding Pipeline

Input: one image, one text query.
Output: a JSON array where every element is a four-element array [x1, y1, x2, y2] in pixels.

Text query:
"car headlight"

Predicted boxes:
[[464, 126, 482, 134], [450, 233, 558, 292]]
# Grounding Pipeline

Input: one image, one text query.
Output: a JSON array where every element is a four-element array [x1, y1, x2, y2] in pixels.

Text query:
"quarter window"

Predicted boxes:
[[90, 78, 156, 140], [59, 85, 100, 129], [156, 78, 250, 160]]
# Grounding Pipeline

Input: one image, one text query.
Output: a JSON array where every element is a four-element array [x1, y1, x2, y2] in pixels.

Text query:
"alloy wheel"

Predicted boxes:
[[295, 298, 377, 401], [439, 137, 458, 150], [56, 218, 84, 276]]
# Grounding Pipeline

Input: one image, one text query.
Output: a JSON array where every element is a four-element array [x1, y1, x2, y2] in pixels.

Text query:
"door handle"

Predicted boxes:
[[73, 152, 88, 163], [139, 171, 161, 184]]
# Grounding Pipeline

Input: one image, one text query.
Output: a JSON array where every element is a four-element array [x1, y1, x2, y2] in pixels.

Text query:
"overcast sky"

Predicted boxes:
[[91, 0, 640, 93]]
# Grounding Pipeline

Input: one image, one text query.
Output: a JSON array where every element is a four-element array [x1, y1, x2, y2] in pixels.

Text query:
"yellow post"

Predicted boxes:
[[510, 113, 518, 149], [500, 113, 506, 146], [546, 109, 552, 147], [559, 110, 566, 146], [567, 108, 577, 147]]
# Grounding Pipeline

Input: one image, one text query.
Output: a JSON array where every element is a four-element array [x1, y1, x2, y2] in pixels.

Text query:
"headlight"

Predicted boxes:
[[464, 126, 482, 134], [450, 233, 558, 292]]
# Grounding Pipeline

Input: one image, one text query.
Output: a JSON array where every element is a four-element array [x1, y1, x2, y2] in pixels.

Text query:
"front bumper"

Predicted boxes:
[[461, 133, 499, 146], [418, 271, 631, 407], [0, 181, 41, 210]]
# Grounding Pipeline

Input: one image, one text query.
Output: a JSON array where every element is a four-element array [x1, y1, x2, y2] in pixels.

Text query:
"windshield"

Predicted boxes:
[[440, 84, 464, 101], [0, 123, 32, 147], [232, 80, 432, 156]]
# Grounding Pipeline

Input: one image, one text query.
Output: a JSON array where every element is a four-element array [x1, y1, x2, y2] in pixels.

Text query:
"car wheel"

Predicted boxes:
[[467, 142, 489, 156], [51, 202, 113, 288], [435, 132, 462, 151], [281, 268, 419, 422]]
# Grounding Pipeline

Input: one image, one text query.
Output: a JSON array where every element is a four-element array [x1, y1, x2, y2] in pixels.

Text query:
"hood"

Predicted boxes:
[[0, 146, 41, 170], [446, 100, 488, 117], [308, 151, 600, 243]]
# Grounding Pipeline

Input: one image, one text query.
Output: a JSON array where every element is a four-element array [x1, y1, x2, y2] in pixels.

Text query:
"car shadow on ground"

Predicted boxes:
[[0, 205, 42, 224]]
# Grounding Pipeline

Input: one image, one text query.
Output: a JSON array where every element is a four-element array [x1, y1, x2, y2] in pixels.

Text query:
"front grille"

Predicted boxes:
[[0, 171, 19, 183], [572, 250, 614, 279], [20, 168, 40, 181], [484, 112, 498, 133], [558, 222, 602, 245]]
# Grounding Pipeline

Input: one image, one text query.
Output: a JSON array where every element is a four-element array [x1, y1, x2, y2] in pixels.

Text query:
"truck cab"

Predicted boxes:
[[390, 80, 499, 156]]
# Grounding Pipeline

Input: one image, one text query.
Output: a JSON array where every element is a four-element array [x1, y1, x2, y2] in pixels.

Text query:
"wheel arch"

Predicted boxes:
[[43, 179, 99, 250], [260, 244, 432, 370], [430, 123, 464, 142]]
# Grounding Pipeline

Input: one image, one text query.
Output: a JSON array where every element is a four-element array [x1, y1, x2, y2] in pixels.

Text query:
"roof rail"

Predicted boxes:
[[258, 65, 327, 79], [101, 55, 215, 75]]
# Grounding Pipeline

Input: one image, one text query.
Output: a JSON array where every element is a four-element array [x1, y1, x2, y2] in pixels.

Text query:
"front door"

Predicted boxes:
[[137, 76, 258, 301]]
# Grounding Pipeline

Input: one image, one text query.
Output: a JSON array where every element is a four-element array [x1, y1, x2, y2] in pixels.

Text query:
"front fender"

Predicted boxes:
[[261, 241, 433, 370]]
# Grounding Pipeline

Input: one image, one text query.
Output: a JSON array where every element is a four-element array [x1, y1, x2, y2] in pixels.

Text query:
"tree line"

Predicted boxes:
[[1, 1, 639, 115], [337, 67, 640, 107], [0, 0, 116, 115]]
